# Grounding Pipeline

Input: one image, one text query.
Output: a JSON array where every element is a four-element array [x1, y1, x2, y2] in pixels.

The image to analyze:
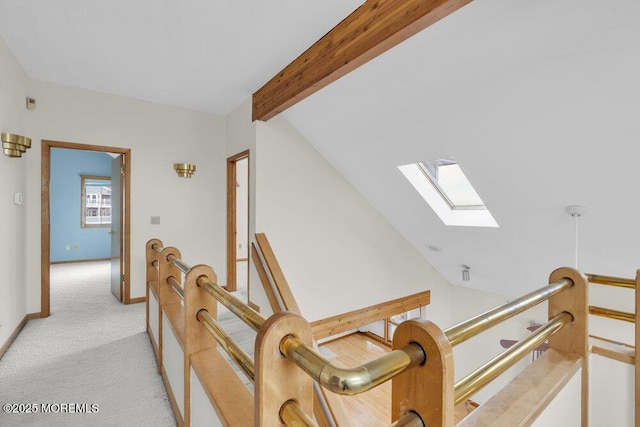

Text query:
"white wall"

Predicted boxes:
[[0, 36, 29, 345], [254, 115, 453, 326], [23, 80, 227, 309], [224, 99, 267, 310], [0, 34, 228, 346]]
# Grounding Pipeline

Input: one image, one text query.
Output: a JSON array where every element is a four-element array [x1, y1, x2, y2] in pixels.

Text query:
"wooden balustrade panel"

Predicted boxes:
[[183, 264, 219, 427], [190, 348, 254, 426], [457, 349, 581, 427]]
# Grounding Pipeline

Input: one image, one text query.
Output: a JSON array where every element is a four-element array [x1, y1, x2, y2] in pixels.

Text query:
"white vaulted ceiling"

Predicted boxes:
[[1, 0, 638, 296]]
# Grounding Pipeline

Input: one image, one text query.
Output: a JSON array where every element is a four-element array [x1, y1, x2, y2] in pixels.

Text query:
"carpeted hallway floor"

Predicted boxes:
[[0, 261, 175, 427]]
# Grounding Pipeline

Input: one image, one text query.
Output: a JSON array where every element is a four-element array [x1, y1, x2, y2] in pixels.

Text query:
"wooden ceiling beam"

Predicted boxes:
[[252, 0, 475, 121]]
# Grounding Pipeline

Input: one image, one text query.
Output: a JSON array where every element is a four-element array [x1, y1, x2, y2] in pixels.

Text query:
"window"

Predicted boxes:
[[81, 175, 112, 228], [398, 160, 498, 227]]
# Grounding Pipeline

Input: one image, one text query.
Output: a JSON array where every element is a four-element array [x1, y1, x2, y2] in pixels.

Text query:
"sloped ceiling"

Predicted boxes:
[[1, 0, 638, 296]]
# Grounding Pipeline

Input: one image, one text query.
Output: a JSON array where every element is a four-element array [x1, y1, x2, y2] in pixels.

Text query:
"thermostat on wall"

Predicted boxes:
[[13, 192, 22, 205]]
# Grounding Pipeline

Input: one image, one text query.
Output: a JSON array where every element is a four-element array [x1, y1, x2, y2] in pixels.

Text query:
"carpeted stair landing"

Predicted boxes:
[[0, 261, 175, 427]]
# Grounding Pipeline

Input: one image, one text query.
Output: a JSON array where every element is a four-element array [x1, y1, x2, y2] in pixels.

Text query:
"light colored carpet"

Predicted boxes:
[[0, 261, 175, 427]]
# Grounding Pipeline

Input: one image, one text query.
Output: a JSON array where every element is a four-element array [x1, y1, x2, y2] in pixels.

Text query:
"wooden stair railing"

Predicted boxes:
[[249, 235, 588, 426], [585, 271, 639, 427], [267, 267, 586, 426], [147, 239, 596, 427], [589, 335, 635, 365], [252, 233, 347, 426], [251, 233, 434, 426], [310, 290, 430, 341], [253, 233, 301, 314]]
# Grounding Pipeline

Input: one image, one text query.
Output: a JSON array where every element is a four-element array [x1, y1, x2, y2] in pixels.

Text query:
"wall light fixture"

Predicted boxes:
[[2, 133, 32, 158], [174, 163, 196, 178]]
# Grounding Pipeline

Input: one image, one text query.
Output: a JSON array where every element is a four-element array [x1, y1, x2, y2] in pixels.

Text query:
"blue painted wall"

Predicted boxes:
[[50, 148, 113, 262]]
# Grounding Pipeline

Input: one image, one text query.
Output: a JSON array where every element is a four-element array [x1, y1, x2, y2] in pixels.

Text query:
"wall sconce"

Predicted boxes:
[[2, 133, 32, 158], [174, 163, 196, 178]]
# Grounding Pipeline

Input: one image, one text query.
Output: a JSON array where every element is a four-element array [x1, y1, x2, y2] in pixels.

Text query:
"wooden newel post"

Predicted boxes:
[[145, 238, 163, 365], [155, 246, 181, 373], [548, 267, 589, 427], [146, 238, 163, 287], [158, 247, 183, 306], [392, 319, 454, 427], [255, 312, 314, 427], [183, 264, 218, 427], [184, 264, 218, 354]]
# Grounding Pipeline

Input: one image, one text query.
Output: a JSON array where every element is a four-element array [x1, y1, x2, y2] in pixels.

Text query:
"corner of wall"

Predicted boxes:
[[0, 34, 31, 346]]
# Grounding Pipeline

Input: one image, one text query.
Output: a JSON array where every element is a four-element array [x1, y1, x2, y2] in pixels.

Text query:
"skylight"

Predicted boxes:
[[398, 160, 498, 227]]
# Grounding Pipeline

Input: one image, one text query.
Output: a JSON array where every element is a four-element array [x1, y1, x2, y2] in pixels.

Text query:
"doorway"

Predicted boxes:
[[41, 140, 132, 317], [226, 150, 249, 295]]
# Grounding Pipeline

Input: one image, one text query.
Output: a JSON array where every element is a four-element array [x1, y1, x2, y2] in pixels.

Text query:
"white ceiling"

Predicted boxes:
[[2, 0, 638, 296], [0, 0, 361, 114]]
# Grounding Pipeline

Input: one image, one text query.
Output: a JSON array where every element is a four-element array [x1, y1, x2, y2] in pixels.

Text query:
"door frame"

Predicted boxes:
[[226, 150, 250, 292], [41, 139, 132, 317]]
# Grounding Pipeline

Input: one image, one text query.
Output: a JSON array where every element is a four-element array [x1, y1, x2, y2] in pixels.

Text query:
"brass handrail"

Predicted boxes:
[[167, 275, 184, 300], [197, 277, 266, 332], [589, 305, 635, 323], [161, 253, 266, 332], [454, 312, 572, 404], [172, 258, 191, 274], [183, 259, 427, 398], [390, 412, 424, 427], [586, 273, 635, 289], [151, 244, 162, 269], [280, 335, 425, 396], [444, 278, 573, 346], [589, 334, 635, 349], [197, 309, 255, 382], [280, 400, 318, 427]]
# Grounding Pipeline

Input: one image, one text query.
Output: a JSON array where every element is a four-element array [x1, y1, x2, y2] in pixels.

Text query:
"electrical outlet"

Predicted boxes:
[[151, 216, 160, 225]]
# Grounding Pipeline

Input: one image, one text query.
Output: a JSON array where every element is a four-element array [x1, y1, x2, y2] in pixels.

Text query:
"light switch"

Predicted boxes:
[[13, 192, 22, 205], [151, 216, 160, 225]]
